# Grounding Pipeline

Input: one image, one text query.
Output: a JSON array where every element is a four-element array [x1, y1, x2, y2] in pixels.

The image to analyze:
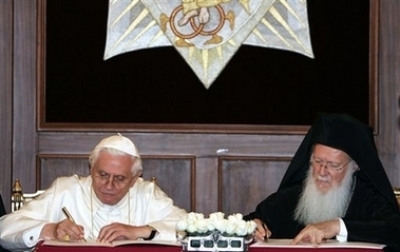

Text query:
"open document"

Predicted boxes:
[[250, 239, 385, 250], [42, 239, 181, 247]]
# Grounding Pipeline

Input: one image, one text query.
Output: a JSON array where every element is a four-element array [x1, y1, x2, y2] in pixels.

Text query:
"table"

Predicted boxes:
[[36, 244, 384, 252], [36, 244, 179, 252]]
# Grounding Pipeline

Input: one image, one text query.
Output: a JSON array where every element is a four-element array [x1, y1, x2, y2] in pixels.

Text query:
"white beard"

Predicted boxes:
[[293, 167, 354, 225]]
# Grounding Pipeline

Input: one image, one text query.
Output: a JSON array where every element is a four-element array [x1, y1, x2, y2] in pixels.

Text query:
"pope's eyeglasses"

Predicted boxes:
[[92, 171, 132, 187], [310, 157, 351, 172]]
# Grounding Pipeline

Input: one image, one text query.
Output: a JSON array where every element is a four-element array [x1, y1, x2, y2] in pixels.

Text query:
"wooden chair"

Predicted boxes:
[[11, 179, 44, 212], [394, 187, 400, 208]]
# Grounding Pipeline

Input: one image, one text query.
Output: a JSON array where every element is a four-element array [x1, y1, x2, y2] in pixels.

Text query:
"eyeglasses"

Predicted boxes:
[[92, 171, 133, 188], [310, 157, 351, 172]]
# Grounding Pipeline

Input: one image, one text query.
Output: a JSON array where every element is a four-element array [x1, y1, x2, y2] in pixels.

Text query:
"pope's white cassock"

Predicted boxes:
[[0, 175, 187, 251]]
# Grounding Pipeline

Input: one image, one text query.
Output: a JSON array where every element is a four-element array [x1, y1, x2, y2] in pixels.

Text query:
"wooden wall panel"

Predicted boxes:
[[0, 0, 13, 211], [36, 155, 195, 213], [375, 0, 400, 185], [193, 157, 219, 216], [37, 155, 89, 189], [219, 158, 290, 216], [13, 0, 37, 194], [141, 157, 195, 212]]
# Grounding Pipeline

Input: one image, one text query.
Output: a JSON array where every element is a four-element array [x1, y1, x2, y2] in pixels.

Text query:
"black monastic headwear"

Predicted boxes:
[[278, 113, 398, 208]]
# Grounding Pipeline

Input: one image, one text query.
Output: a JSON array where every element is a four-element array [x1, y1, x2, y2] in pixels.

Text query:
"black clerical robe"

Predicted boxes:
[[244, 173, 400, 251]]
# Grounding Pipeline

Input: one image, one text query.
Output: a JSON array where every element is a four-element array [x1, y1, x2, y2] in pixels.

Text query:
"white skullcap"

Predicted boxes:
[[94, 133, 140, 157]]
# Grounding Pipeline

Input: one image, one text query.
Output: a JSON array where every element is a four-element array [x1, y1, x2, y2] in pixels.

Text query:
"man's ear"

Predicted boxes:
[[352, 164, 360, 173], [130, 172, 142, 187]]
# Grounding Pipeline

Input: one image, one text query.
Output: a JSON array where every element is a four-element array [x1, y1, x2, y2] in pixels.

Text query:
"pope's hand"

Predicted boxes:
[[40, 218, 85, 241], [97, 223, 150, 243]]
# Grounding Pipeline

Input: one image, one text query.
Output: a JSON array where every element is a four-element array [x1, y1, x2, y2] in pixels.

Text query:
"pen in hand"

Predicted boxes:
[[261, 222, 269, 242], [255, 220, 269, 242], [62, 207, 87, 242]]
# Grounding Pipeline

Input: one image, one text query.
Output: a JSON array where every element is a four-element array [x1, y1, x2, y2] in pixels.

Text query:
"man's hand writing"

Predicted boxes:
[[253, 218, 271, 242], [40, 218, 85, 241]]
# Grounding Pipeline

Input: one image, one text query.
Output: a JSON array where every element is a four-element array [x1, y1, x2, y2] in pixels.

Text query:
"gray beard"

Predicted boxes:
[[293, 168, 354, 225]]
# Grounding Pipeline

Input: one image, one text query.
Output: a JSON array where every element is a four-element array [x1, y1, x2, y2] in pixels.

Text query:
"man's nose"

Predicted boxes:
[[317, 163, 329, 175], [105, 175, 116, 188]]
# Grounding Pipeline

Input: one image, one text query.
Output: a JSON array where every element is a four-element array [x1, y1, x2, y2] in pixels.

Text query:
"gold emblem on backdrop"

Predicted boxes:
[[104, 0, 314, 89]]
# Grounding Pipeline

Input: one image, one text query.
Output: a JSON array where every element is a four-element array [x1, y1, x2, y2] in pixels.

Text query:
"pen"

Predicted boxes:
[[62, 207, 87, 242]]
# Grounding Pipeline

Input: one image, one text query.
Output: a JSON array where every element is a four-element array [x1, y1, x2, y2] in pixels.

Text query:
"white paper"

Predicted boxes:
[[250, 239, 385, 250]]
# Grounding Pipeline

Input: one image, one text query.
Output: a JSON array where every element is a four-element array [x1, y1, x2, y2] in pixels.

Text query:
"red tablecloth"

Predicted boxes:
[[36, 244, 179, 252], [36, 244, 384, 252], [250, 249, 382, 252]]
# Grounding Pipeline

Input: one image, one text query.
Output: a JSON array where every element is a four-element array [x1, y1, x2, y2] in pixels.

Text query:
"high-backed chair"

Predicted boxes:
[[394, 187, 400, 208], [10, 179, 44, 212]]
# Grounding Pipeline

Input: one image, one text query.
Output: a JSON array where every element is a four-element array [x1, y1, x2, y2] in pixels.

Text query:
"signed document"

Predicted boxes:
[[250, 239, 385, 250], [42, 239, 181, 247]]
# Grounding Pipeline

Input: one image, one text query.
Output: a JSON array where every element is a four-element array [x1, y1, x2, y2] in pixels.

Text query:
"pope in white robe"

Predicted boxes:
[[0, 135, 188, 251]]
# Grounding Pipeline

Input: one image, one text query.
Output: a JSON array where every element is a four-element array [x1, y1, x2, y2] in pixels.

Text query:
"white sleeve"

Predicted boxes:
[[0, 215, 47, 251], [1, 175, 97, 250], [336, 218, 348, 242], [134, 179, 187, 241]]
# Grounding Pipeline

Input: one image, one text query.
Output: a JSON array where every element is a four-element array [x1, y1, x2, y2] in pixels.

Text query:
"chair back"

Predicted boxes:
[[394, 187, 400, 208], [11, 179, 45, 212]]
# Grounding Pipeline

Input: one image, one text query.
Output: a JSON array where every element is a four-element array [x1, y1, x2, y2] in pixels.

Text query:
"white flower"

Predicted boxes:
[[225, 220, 237, 235], [186, 223, 198, 233], [176, 212, 257, 236], [187, 212, 204, 223], [176, 218, 188, 231], [245, 220, 257, 235], [214, 218, 228, 233], [206, 219, 216, 232], [233, 219, 248, 236], [228, 213, 243, 222], [195, 218, 210, 233], [209, 212, 225, 222]]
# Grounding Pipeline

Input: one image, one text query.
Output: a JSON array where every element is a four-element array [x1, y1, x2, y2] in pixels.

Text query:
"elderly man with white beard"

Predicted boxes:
[[244, 114, 400, 252]]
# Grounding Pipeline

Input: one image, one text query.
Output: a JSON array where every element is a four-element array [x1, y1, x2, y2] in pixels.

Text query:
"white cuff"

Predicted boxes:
[[22, 225, 45, 248], [335, 218, 348, 242]]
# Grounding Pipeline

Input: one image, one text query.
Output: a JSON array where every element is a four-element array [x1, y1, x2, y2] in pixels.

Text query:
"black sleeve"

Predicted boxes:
[[244, 185, 304, 238], [344, 181, 400, 251]]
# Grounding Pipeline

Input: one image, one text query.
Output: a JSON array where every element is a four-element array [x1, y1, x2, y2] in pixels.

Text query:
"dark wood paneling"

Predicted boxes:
[[219, 157, 290, 215], [141, 157, 195, 212], [37, 132, 304, 156], [37, 155, 195, 213], [35, 132, 304, 215], [37, 155, 89, 189], [0, 0, 13, 212], [193, 157, 219, 216], [375, 0, 400, 186], [13, 0, 38, 194]]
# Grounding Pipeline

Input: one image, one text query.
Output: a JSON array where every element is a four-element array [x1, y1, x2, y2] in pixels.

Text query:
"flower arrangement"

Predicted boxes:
[[176, 212, 257, 252], [176, 212, 257, 236]]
